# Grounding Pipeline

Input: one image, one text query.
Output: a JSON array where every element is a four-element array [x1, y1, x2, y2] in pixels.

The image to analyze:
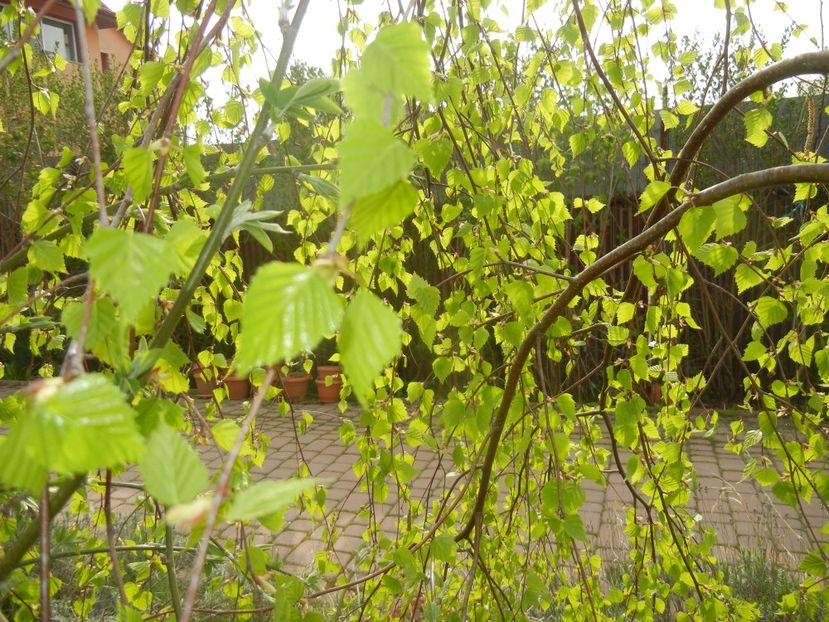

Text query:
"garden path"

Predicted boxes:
[[1, 382, 825, 577]]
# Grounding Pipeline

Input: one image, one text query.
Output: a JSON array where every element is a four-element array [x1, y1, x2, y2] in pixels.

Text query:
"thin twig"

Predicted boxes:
[[39, 484, 50, 621], [179, 367, 277, 621], [164, 523, 183, 619], [104, 470, 128, 605], [72, 2, 109, 227]]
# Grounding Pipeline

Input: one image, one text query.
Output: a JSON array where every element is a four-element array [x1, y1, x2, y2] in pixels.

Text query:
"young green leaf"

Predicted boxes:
[[226, 478, 318, 521], [713, 195, 748, 239], [754, 296, 788, 328], [638, 180, 671, 213], [431, 533, 457, 563], [743, 107, 772, 147], [236, 262, 343, 372], [414, 137, 453, 177], [139, 425, 208, 507], [123, 146, 154, 203], [694, 243, 738, 276], [338, 119, 415, 205], [339, 289, 402, 407], [84, 229, 176, 323], [677, 206, 715, 253], [28, 239, 66, 273], [0, 375, 143, 488], [359, 22, 432, 103], [182, 143, 206, 185], [349, 180, 418, 242]]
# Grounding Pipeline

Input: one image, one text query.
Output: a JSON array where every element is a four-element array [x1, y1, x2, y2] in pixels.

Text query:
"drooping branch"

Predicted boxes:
[[456, 162, 829, 541], [668, 50, 829, 207], [150, 0, 311, 353]]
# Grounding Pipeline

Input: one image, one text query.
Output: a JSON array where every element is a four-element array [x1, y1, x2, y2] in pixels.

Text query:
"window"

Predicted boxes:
[[35, 17, 77, 62]]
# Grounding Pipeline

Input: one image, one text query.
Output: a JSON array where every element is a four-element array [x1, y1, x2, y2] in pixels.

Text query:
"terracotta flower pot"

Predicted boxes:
[[315, 376, 342, 403], [192, 363, 218, 398], [193, 364, 250, 399], [279, 372, 312, 402], [315, 364, 341, 380], [223, 374, 251, 400]]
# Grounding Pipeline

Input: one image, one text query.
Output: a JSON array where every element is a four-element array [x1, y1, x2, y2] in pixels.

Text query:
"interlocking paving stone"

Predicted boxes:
[[1, 381, 827, 574]]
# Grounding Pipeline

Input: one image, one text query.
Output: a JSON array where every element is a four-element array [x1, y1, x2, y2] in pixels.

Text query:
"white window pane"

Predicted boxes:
[[40, 19, 76, 62]]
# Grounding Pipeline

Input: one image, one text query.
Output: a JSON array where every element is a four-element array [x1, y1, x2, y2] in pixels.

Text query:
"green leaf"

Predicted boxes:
[[694, 243, 738, 276], [350, 180, 418, 242], [0, 375, 143, 491], [677, 206, 715, 253], [569, 133, 587, 158], [754, 296, 787, 328], [742, 341, 767, 362], [359, 22, 432, 103], [236, 263, 343, 373], [123, 146, 154, 203], [7, 267, 28, 306], [735, 263, 765, 293], [753, 467, 779, 486], [183, 143, 206, 185], [622, 140, 640, 167], [615, 302, 636, 324], [430, 533, 457, 563], [633, 255, 656, 288], [226, 479, 317, 521], [816, 348, 829, 382], [291, 77, 342, 109], [414, 138, 453, 177], [614, 396, 644, 447], [28, 239, 66, 273], [338, 120, 414, 205], [339, 289, 402, 407], [800, 551, 827, 577], [211, 419, 240, 452], [743, 107, 772, 147], [713, 195, 747, 239], [675, 99, 699, 116], [261, 78, 343, 118], [138, 61, 166, 95], [0, 417, 48, 493], [563, 514, 587, 541], [406, 273, 440, 316], [659, 109, 679, 130], [298, 174, 339, 202], [607, 325, 629, 346], [82, 0, 100, 24], [84, 229, 176, 323], [140, 425, 208, 507], [62, 298, 117, 351], [638, 180, 671, 213]]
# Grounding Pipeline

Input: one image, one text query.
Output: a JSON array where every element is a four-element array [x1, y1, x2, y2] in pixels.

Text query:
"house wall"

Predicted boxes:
[[10, 0, 130, 69], [97, 27, 132, 66]]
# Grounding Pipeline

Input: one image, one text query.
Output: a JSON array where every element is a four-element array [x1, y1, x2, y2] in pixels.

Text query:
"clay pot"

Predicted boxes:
[[279, 372, 312, 402], [192, 363, 218, 398], [223, 374, 251, 400], [315, 364, 341, 379], [315, 376, 342, 403], [192, 364, 250, 399]]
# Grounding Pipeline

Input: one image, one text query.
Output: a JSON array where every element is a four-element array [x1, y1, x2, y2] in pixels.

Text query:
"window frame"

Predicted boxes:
[[36, 15, 78, 63]]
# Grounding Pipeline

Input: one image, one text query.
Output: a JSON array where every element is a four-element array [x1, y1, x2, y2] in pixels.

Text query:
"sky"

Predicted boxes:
[[101, 0, 825, 98]]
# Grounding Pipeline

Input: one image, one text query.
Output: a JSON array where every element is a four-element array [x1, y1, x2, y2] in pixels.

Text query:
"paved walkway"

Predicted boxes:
[[1, 381, 826, 575]]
